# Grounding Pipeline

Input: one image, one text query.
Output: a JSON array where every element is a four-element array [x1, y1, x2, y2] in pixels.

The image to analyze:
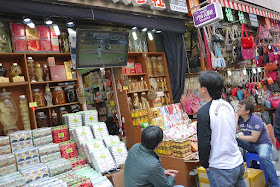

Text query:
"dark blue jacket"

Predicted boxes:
[[124, 143, 175, 187]]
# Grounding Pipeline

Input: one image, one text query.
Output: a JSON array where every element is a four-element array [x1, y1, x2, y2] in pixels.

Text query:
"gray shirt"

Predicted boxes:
[[124, 143, 175, 187]]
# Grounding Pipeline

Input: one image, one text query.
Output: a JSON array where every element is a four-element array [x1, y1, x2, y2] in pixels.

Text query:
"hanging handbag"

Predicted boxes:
[[232, 25, 241, 48], [265, 100, 271, 108], [270, 97, 280, 108], [214, 42, 226, 68], [264, 54, 269, 63], [225, 28, 233, 52], [237, 89, 243, 100], [263, 44, 269, 54], [264, 61, 278, 71], [269, 52, 276, 62], [241, 47, 254, 60], [256, 56, 265, 67], [258, 23, 273, 40], [212, 26, 224, 43], [241, 23, 254, 48], [258, 45, 264, 56], [202, 28, 212, 69]]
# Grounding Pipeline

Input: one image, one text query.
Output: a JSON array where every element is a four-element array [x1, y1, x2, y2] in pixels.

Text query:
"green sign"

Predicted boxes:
[[225, 8, 234, 22], [238, 11, 245, 24]]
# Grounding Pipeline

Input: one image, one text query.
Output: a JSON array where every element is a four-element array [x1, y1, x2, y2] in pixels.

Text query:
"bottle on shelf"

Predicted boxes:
[[51, 109, 59, 126], [43, 63, 51, 81], [10, 63, 22, 77], [58, 107, 68, 125], [140, 77, 148, 90], [157, 56, 164, 75], [35, 63, 43, 82], [44, 84, 53, 106], [53, 86, 66, 105], [27, 57, 36, 82], [36, 111, 48, 128], [0, 63, 7, 77], [19, 95, 31, 130]]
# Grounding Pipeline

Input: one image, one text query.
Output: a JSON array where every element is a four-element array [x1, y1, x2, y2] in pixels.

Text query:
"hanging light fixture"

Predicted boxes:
[[44, 18, 53, 25], [148, 32, 153, 41], [132, 31, 138, 40], [142, 28, 147, 32], [23, 17, 31, 24], [66, 19, 75, 27]]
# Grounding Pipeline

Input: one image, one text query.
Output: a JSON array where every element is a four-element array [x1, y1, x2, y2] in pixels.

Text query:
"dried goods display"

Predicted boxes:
[[27, 57, 36, 82], [52, 86, 66, 105], [35, 63, 43, 82], [18, 95, 31, 130], [44, 84, 53, 106], [0, 89, 18, 131], [9, 63, 22, 77], [32, 89, 45, 107]]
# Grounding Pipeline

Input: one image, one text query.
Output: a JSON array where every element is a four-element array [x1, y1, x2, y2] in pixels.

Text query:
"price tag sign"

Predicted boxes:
[[94, 145, 100, 148], [58, 133, 64, 138], [89, 117, 94, 121], [117, 148, 122, 153], [66, 148, 73, 153], [29, 102, 37, 108], [98, 128, 103, 132], [100, 155, 106, 159], [73, 119, 79, 123], [81, 132, 87, 136]]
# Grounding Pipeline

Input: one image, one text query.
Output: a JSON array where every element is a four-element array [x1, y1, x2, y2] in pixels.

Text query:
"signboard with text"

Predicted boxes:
[[166, 0, 188, 14], [193, 2, 223, 28]]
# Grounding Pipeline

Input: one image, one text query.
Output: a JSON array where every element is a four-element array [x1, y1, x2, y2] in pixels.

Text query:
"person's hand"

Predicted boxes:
[[164, 169, 179, 176], [206, 167, 210, 170], [235, 112, 240, 120]]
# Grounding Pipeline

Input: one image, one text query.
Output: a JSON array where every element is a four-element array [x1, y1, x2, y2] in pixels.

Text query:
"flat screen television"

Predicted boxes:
[[76, 29, 129, 68]]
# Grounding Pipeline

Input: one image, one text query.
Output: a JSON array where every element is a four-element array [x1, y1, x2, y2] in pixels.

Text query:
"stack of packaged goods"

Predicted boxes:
[[68, 156, 87, 168], [79, 110, 98, 124], [80, 139, 106, 165], [108, 142, 128, 166], [32, 127, 53, 147], [156, 139, 192, 158], [0, 154, 16, 176], [0, 172, 26, 186], [45, 158, 72, 177], [63, 113, 83, 130], [0, 136, 11, 155], [72, 126, 94, 148], [86, 123, 109, 139], [37, 143, 61, 163], [14, 147, 40, 170], [90, 148, 117, 173], [27, 177, 67, 187], [59, 140, 78, 159], [19, 164, 49, 184], [9, 131, 33, 152], [52, 125, 70, 144], [102, 135, 120, 147]]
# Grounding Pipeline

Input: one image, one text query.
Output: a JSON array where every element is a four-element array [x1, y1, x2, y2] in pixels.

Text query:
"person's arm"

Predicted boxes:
[[238, 130, 261, 142], [197, 107, 211, 169], [274, 105, 280, 142], [235, 113, 240, 132], [148, 162, 176, 187]]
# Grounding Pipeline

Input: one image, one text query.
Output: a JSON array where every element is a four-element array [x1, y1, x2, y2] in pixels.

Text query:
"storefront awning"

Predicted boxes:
[[209, 0, 280, 20]]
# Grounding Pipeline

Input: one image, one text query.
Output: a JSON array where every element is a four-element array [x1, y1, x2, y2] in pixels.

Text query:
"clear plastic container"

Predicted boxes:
[[36, 112, 48, 128], [53, 86, 66, 105], [19, 95, 31, 130], [151, 57, 158, 76], [27, 57, 36, 82], [157, 56, 164, 75], [33, 88, 45, 107]]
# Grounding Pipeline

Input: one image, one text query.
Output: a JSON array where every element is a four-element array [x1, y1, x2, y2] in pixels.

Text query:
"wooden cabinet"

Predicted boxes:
[[113, 52, 173, 149], [0, 53, 83, 134]]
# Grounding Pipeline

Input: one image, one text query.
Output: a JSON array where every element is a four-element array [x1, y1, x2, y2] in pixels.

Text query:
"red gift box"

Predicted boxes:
[[40, 39, 52, 52], [13, 38, 28, 52], [27, 39, 41, 52], [135, 63, 143, 74], [50, 65, 67, 81], [38, 26, 51, 39], [11, 24, 26, 37]]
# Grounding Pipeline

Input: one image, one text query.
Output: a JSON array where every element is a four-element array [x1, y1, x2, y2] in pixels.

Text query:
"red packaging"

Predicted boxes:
[[11, 24, 26, 37], [135, 63, 143, 73], [60, 141, 78, 159], [27, 40, 41, 52], [13, 38, 28, 52], [40, 40, 52, 52], [38, 26, 51, 39], [52, 126, 70, 143]]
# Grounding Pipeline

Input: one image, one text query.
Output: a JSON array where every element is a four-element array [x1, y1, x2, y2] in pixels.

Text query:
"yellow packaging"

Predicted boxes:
[[12, 76, 25, 82], [64, 61, 72, 80]]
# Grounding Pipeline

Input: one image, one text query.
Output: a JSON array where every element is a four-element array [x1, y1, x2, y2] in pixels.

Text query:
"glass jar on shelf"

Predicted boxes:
[[10, 63, 22, 77], [157, 56, 164, 75], [44, 84, 53, 106], [19, 95, 31, 130], [58, 107, 68, 125], [0, 63, 7, 77], [64, 85, 77, 103], [35, 63, 43, 82], [0, 89, 18, 131], [27, 57, 36, 82], [33, 89, 45, 107], [51, 109, 59, 126], [146, 57, 153, 76], [36, 111, 48, 128], [43, 64, 51, 81], [151, 57, 158, 76], [52, 86, 66, 105]]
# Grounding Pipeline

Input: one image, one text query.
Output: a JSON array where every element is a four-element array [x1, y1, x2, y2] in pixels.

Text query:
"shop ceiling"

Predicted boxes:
[[0, 0, 186, 33]]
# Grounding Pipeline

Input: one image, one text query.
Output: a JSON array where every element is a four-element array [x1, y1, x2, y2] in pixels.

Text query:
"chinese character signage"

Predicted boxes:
[[238, 11, 245, 24], [225, 8, 234, 22], [166, 0, 188, 14], [249, 14, 259, 27], [193, 2, 223, 28]]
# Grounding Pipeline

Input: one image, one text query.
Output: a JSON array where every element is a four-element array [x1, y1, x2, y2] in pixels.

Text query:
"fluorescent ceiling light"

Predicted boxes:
[[132, 31, 137, 40], [142, 28, 147, 32], [148, 32, 153, 40], [27, 22, 35, 29], [45, 20, 53, 25]]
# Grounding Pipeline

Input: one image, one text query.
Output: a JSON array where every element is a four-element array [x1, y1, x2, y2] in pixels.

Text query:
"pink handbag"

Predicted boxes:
[[241, 47, 254, 60], [269, 52, 278, 62], [270, 98, 280, 108], [181, 95, 192, 114], [256, 56, 264, 67], [258, 24, 273, 40], [267, 71, 278, 81], [190, 98, 201, 113]]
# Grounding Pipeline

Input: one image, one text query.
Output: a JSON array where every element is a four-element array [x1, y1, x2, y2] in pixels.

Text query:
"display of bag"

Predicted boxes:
[[258, 45, 264, 55], [241, 23, 254, 48], [258, 23, 273, 40], [241, 47, 254, 60], [225, 28, 233, 52], [264, 61, 278, 71], [237, 90, 243, 100], [213, 42, 226, 68], [264, 54, 269, 63], [256, 56, 265, 67], [265, 100, 271, 108], [270, 97, 280, 108]]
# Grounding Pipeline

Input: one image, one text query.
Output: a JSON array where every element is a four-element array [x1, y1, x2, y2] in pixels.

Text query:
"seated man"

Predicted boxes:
[[124, 126, 179, 187], [236, 99, 280, 187]]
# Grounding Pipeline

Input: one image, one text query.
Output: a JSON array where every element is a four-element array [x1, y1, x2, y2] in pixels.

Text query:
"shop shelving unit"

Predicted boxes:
[[0, 53, 83, 134], [113, 52, 173, 149]]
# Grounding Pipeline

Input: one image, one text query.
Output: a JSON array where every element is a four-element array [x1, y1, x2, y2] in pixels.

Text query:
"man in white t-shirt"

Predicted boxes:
[[197, 71, 245, 187]]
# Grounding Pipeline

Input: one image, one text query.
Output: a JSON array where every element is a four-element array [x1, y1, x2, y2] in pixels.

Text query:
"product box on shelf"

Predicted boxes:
[[9, 130, 32, 143], [19, 163, 49, 184], [14, 147, 39, 163], [86, 122, 109, 139], [108, 142, 128, 166], [0, 172, 26, 186], [59, 140, 78, 159], [27, 177, 67, 187], [102, 135, 120, 147], [0, 154, 17, 176], [72, 126, 94, 148], [79, 110, 98, 124], [0, 136, 10, 146], [0, 145, 11, 155], [45, 158, 72, 177], [32, 127, 52, 139], [33, 135, 53, 147], [90, 148, 117, 173], [17, 157, 40, 170], [52, 125, 70, 144], [40, 152, 61, 163], [11, 140, 33, 152], [37, 143, 60, 156]]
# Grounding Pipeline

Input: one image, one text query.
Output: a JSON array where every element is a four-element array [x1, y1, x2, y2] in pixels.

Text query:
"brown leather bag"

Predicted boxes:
[[264, 61, 278, 71]]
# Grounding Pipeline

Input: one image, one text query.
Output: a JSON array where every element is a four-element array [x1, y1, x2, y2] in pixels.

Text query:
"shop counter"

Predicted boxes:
[[160, 155, 200, 186]]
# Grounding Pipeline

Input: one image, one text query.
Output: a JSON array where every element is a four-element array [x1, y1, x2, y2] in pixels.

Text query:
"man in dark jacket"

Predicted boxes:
[[274, 104, 280, 142], [124, 126, 179, 187]]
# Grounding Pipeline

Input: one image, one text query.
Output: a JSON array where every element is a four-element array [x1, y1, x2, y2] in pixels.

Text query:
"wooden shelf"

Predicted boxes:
[[127, 90, 149, 94], [124, 73, 147, 76], [0, 81, 28, 88], [35, 102, 80, 110], [185, 73, 199, 77], [149, 75, 167, 78], [31, 79, 77, 85]]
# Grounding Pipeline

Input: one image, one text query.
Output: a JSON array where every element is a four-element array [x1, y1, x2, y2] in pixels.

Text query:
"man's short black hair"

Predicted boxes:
[[198, 71, 224, 100], [141, 126, 163, 150], [239, 99, 254, 115]]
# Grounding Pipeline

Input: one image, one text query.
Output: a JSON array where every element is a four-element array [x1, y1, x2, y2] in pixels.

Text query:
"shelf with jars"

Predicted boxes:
[[113, 52, 173, 148], [0, 53, 83, 135]]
